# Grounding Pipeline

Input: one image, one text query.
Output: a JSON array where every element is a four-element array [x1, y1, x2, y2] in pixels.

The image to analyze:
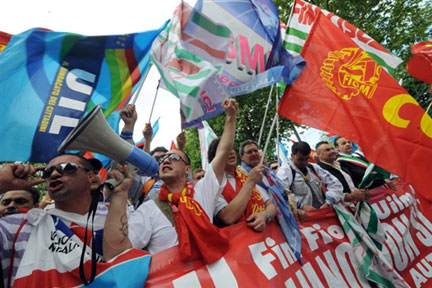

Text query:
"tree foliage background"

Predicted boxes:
[[185, 0, 432, 171]]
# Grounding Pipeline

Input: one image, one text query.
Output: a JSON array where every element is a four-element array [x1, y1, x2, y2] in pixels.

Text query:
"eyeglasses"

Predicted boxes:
[[158, 153, 188, 165], [1, 197, 31, 206], [42, 163, 88, 179], [270, 165, 278, 171]]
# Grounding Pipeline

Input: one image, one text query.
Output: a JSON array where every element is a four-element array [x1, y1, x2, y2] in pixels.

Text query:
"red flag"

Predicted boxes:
[[407, 40, 432, 84], [407, 40, 432, 93], [278, 14, 432, 200], [0, 31, 12, 52], [170, 140, 178, 150]]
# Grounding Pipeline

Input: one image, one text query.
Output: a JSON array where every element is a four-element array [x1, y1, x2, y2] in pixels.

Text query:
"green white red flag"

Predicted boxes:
[[278, 13, 432, 200]]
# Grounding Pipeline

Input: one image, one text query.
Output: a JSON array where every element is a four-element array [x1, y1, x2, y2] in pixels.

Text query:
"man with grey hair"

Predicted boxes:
[[315, 141, 369, 202]]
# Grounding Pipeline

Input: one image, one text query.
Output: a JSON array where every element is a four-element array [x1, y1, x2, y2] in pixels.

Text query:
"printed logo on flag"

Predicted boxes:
[[320, 47, 382, 100], [181, 196, 204, 216]]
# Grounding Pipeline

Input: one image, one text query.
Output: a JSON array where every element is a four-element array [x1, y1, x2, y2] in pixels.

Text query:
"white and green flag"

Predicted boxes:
[[150, 2, 232, 128], [334, 203, 409, 288], [198, 120, 218, 171]]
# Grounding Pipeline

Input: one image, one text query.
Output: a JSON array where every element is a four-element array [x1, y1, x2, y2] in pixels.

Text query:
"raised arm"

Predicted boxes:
[[142, 123, 153, 154], [217, 164, 264, 225], [211, 99, 239, 184], [119, 104, 138, 144], [103, 164, 134, 261]]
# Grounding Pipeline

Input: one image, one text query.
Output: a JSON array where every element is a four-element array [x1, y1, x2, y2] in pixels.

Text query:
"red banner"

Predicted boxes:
[[278, 13, 432, 200], [407, 40, 432, 85], [145, 179, 432, 287]]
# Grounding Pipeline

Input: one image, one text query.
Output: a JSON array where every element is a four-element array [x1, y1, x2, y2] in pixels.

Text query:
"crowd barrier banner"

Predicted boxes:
[[145, 179, 432, 287]]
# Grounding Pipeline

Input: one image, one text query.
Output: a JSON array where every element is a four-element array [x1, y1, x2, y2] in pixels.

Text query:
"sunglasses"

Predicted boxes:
[[158, 153, 188, 165], [42, 163, 88, 179], [1, 197, 31, 206]]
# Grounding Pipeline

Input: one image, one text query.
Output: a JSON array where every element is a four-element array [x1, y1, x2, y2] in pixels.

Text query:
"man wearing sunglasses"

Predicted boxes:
[[0, 154, 134, 287], [0, 187, 40, 217], [124, 99, 238, 264]]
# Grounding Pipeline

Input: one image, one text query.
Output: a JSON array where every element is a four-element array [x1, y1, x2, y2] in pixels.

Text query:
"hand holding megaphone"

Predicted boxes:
[[104, 163, 135, 194], [104, 163, 138, 191]]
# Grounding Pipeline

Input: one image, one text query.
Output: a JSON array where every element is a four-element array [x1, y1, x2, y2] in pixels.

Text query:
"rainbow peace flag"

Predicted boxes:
[[0, 24, 167, 163]]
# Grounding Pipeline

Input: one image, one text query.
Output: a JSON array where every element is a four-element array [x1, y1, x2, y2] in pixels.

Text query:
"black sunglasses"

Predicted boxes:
[[42, 163, 88, 179], [158, 153, 188, 165]]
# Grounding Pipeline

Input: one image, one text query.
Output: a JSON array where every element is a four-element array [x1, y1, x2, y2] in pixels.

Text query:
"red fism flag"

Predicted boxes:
[[407, 40, 432, 93], [278, 14, 432, 200]]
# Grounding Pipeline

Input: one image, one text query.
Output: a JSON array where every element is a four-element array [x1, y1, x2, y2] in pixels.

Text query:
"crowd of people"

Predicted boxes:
[[0, 99, 396, 286]]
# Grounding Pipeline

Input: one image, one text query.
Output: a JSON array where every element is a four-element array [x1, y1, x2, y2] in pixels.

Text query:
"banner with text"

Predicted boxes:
[[145, 179, 432, 288]]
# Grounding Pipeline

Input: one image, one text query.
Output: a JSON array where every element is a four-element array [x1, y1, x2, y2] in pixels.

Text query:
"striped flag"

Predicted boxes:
[[334, 203, 409, 288], [283, 0, 402, 76], [355, 200, 386, 251], [359, 164, 390, 189], [150, 2, 231, 128], [198, 121, 218, 171], [195, 0, 305, 97]]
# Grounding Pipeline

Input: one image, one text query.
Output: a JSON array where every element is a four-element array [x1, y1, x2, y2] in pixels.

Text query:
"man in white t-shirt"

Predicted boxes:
[[119, 99, 239, 263]]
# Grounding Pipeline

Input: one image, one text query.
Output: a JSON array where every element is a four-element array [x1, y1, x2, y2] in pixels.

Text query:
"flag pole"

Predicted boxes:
[[131, 65, 152, 105], [260, 111, 278, 165], [276, 90, 280, 168], [258, 85, 274, 147], [286, 0, 297, 27], [426, 99, 432, 114], [148, 79, 161, 123], [289, 120, 302, 142]]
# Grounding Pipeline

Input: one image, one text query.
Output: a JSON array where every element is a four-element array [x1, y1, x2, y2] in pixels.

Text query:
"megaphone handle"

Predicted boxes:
[[104, 174, 125, 191], [104, 164, 139, 190]]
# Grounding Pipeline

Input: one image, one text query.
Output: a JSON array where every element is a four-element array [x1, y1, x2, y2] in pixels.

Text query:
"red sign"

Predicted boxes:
[[145, 179, 432, 287]]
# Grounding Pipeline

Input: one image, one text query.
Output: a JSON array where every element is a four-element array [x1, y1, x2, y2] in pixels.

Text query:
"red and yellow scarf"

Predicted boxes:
[[159, 181, 229, 264], [222, 168, 265, 221]]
